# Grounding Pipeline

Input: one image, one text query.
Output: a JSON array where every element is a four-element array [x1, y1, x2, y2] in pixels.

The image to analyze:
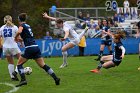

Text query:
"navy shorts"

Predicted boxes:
[[112, 57, 122, 66], [101, 40, 112, 46], [21, 46, 42, 59]]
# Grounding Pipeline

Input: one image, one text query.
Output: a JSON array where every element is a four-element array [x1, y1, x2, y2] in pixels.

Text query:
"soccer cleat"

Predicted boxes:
[[90, 69, 100, 73], [15, 80, 27, 87], [59, 63, 67, 68], [55, 78, 60, 85], [12, 71, 19, 81]]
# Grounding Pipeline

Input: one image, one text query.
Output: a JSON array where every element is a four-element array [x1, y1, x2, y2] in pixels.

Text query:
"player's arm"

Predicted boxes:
[[15, 26, 23, 42], [60, 31, 69, 41], [120, 46, 125, 58], [43, 12, 56, 21], [0, 36, 2, 48]]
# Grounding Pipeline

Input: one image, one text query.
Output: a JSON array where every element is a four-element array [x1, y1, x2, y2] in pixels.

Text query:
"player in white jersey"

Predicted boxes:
[[0, 15, 21, 81], [43, 12, 88, 68]]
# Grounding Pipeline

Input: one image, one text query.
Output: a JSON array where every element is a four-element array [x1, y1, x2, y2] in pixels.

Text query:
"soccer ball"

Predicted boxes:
[[24, 67, 32, 75], [138, 67, 140, 70]]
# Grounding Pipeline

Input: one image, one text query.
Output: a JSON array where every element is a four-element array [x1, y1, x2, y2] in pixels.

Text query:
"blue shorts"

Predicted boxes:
[[112, 57, 122, 66], [101, 40, 112, 46], [21, 46, 42, 59]]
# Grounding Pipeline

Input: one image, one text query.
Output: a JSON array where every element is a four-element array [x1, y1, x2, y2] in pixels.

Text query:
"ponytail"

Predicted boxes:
[[4, 15, 14, 27]]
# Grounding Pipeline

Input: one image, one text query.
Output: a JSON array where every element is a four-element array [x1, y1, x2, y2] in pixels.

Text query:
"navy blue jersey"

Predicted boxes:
[[20, 23, 36, 46], [113, 42, 123, 59], [102, 26, 111, 40]]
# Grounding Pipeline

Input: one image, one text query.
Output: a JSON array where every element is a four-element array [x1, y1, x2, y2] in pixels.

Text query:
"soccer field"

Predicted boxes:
[[0, 55, 140, 93]]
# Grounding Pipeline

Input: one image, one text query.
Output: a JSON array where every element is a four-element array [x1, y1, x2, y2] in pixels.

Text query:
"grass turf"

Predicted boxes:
[[0, 55, 140, 93]]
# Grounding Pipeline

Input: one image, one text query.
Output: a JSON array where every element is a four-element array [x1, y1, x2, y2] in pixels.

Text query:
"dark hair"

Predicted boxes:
[[56, 19, 63, 24], [18, 13, 27, 22]]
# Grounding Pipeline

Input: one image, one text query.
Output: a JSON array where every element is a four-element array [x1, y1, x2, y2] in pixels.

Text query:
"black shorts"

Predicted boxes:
[[112, 57, 122, 66], [22, 46, 42, 59], [101, 40, 112, 46]]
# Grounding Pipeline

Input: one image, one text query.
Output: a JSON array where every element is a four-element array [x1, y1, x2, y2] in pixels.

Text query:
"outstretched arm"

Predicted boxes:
[[42, 12, 57, 21]]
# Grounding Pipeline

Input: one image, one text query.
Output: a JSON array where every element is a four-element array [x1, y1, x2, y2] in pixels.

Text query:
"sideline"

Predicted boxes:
[[0, 82, 19, 93]]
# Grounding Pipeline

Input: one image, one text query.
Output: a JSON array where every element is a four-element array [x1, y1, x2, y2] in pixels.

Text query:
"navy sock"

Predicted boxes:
[[97, 61, 104, 70], [42, 65, 58, 80], [17, 65, 26, 81]]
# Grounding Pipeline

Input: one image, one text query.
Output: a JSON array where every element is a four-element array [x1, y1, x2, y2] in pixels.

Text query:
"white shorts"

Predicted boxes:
[[3, 47, 21, 56], [69, 37, 80, 45]]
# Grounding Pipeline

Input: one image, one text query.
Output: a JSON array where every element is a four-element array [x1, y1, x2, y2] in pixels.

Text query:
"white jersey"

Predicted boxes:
[[0, 25, 19, 48], [63, 22, 79, 40]]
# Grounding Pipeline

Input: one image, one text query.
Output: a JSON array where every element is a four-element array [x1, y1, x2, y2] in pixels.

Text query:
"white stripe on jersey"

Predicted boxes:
[[0, 25, 19, 48]]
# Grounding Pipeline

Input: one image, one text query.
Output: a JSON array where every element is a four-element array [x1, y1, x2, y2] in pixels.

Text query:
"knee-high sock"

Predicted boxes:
[[62, 51, 68, 64], [15, 66, 18, 73], [8, 64, 14, 78], [97, 61, 104, 70], [43, 64, 58, 80], [17, 65, 26, 81], [79, 30, 86, 39]]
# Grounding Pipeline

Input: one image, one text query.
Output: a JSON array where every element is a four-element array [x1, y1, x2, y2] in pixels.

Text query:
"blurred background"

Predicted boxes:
[[0, 0, 137, 39]]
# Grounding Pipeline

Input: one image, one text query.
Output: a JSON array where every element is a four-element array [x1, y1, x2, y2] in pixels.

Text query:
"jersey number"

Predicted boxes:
[[3, 29, 12, 37]]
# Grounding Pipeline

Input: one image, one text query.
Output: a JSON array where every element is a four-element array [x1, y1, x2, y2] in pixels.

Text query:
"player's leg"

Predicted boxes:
[[12, 48, 21, 81], [90, 55, 113, 73], [79, 27, 89, 39], [107, 40, 113, 55], [15, 56, 28, 87], [102, 61, 115, 69], [95, 44, 105, 61], [6, 55, 15, 80], [60, 42, 75, 68], [35, 57, 60, 85]]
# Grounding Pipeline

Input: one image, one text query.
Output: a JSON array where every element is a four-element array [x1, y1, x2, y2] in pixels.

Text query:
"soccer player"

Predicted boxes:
[[43, 12, 88, 68], [95, 19, 112, 61], [14, 13, 60, 87], [0, 15, 21, 81], [90, 31, 126, 73]]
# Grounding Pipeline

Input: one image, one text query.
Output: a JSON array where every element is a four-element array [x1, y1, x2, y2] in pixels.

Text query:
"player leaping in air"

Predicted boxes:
[[43, 12, 89, 68], [90, 30, 126, 73]]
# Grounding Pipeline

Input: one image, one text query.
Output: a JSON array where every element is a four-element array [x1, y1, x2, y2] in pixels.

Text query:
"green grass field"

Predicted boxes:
[[0, 55, 140, 93]]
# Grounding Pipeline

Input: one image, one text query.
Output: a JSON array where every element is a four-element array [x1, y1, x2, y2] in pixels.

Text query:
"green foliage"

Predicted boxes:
[[0, 0, 137, 38], [0, 55, 140, 93]]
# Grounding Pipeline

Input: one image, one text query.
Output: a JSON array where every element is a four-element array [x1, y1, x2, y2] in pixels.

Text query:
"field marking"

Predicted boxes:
[[0, 82, 19, 93]]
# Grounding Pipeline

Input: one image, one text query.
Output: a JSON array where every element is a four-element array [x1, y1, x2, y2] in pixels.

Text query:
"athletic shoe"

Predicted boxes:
[[15, 80, 27, 87], [90, 69, 100, 73], [59, 63, 67, 68], [12, 71, 19, 81], [55, 78, 60, 85]]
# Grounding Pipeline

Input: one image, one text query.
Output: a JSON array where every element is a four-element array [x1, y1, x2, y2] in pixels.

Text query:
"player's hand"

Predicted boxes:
[[42, 12, 49, 18], [59, 38, 66, 41], [121, 54, 124, 59]]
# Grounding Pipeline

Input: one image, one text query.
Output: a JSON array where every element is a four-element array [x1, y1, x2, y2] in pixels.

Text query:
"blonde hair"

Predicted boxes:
[[4, 15, 14, 27]]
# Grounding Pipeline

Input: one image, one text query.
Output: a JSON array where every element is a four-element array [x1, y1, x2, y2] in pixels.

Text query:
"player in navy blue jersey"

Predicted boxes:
[[13, 13, 60, 87], [95, 19, 113, 61], [90, 31, 126, 73]]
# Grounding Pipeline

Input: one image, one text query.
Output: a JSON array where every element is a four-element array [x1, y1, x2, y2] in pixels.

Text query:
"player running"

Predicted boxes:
[[14, 13, 60, 87], [43, 12, 88, 68]]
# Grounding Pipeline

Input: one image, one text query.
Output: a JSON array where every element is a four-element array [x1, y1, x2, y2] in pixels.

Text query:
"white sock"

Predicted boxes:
[[8, 64, 14, 78], [79, 29, 86, 39], [62, 51, 68, 64], [15, 66, 18, 73]]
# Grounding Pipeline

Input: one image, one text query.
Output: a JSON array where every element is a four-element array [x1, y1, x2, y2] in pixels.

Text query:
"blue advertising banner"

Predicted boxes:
[[20, 38, 140, 57]]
